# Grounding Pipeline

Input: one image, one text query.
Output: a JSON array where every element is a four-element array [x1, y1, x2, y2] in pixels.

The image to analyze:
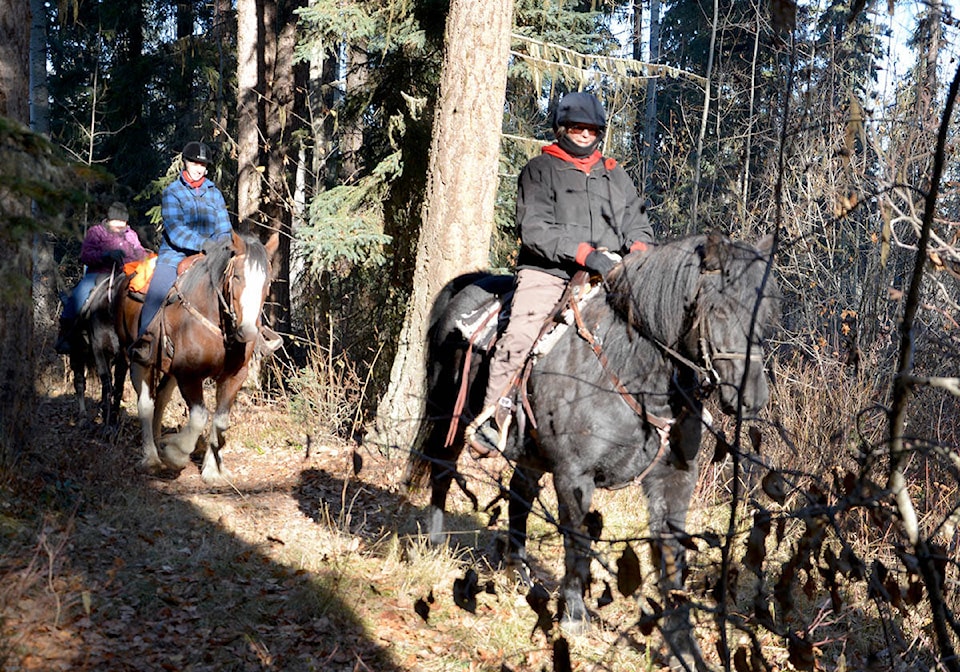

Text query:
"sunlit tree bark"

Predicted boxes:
[[372, 0, 514, 449], [236, 0, 261, 227]]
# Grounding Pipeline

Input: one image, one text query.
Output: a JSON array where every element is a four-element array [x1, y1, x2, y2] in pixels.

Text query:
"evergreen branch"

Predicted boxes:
[[510, 33, 707, 87]]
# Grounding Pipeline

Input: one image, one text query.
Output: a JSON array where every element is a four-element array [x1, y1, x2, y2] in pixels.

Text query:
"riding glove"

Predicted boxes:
[[102, 249, 126, 265], [583, 249, 621, 278]]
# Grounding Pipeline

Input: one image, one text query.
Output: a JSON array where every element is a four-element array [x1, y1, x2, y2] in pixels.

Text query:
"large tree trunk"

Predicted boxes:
[[260, 0, 306, 337], [341, 44, 367, 183], [236, 0, 262, 227], [0, 0, 35, 471], [29, 0, 58, 377], [371, 0, 514, 450], [29, 0, 47, 135]]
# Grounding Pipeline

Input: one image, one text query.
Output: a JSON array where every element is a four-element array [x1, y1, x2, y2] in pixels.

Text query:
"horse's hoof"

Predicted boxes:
[[559, 616, 590, 636], [138, 457, 164, 474], [506, 557, 533, 587], [200, 468, 229, 486], [160, 444, 193, 470]]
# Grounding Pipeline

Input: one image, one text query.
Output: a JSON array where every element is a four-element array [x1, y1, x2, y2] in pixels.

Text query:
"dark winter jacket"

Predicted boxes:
[[515, 143, 653, 280]]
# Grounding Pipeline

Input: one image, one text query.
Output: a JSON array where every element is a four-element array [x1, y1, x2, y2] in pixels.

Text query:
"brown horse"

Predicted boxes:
[[115, 231, 279, 485]]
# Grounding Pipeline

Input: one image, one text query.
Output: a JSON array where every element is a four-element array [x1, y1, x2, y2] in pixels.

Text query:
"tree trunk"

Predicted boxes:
[[643, 0, 661, 196], [688, 0, 717, 232], [370, 0, 514, 450], [29, 0, 58, 376], [260, 0, 306, 337], [236, 0, 262, 227], [0, 0, 35, 471], [173, 0, 197, 138], [29, 0, 47, 135], [341, 44, 367, 183]]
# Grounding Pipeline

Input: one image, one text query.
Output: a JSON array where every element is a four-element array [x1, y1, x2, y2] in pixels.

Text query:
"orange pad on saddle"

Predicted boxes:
[[124, 253, 158, 293]]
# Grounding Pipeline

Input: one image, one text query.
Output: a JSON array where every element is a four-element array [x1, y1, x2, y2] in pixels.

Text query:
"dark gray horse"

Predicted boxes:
[[405, 232, 778, 669], [66, 273, 129, 428]]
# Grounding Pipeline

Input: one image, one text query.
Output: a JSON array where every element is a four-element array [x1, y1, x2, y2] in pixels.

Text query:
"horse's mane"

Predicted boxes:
[[605, 235, 706, 344], [605, 233, 779, 346], [176, 233, 268, 301], [177, 239, 233, 299]]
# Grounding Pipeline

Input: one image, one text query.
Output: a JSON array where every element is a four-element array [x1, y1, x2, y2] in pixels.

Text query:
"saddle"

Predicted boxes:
[[454, 272, 601, 363], [123, 253, 158, 298], [450, 273, 602, 450], [122, 252, 202, 300]]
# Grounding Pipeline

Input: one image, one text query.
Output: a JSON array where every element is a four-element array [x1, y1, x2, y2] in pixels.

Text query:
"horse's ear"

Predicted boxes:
[[231, 229, 243, 249], [265, 232, 280, 257], [701, 230, 726, 272]]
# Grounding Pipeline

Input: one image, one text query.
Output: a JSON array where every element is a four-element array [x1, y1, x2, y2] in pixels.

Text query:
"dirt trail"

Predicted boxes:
[[3, 386, 435, 671]]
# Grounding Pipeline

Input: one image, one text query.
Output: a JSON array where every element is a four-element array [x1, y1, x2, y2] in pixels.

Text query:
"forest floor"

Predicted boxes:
[[1, 368, 689, 672]]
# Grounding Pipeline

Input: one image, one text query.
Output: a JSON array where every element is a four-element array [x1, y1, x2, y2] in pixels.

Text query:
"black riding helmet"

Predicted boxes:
[[553, 92, 607, 131], [182, 141, 212, 165]]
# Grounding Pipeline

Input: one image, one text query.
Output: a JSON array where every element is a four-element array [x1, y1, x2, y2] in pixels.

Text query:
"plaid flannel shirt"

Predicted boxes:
[[158, 174, 233, 264]]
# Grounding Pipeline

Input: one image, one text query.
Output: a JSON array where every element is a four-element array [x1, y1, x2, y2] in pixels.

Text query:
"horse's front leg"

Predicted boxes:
[[108, 352, 127, 428], [199, 369, 248, 485], [554, 473, 596, 634], [132, 363, 171, 473], [69, 351, 88, 419], [642, 420, 708, 671], [507, 464, 543, 586], [161, 376, 208, 472], [92, 343, 113, 425]]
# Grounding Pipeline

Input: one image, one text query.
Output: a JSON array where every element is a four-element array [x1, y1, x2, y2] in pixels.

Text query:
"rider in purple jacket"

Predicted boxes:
[[129, 141, 233, 364], [55, 202, 146, 354]]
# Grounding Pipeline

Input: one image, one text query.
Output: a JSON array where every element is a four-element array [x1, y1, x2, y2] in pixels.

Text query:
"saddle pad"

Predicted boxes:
[[124, 253, 158, 293], [455, 300, 502, 350]]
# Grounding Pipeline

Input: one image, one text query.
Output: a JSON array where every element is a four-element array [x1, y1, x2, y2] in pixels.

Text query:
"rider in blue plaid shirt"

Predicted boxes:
[[129, 141, 233, 363]]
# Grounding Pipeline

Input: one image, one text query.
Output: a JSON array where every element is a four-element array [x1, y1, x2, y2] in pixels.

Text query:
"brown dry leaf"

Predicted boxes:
[[880, 202, 892, 267], [762, 470, 788, 504], [616, 543, 642, 598]]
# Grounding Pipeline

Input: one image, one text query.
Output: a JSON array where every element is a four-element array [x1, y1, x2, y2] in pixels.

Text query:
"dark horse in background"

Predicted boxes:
[[115, 231, 279, 486], [65, 273, 129, 428], [405, 232, 778, 670]]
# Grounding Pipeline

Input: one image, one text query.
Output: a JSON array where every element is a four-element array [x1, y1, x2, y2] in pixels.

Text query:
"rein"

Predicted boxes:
[[569, 295, 673, 435], [173, 253, 241, 344], [568, 291, 671, 484], [649, 273, 764, 386]]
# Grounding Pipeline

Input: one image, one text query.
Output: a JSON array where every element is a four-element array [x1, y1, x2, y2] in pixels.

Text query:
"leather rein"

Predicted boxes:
[[567, 272, 763, 482], [173, 253, 242, 344]]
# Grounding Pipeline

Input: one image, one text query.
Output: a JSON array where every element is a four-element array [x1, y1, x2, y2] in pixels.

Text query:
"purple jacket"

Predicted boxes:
[[80, 223, 146, 274]]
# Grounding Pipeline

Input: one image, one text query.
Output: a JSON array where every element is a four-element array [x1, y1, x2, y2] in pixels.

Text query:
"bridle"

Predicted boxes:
[[173, 251, 245, 345], [570, 272, 765, 426], [215, 253, 243, 341], [656, 271, 765, 389]]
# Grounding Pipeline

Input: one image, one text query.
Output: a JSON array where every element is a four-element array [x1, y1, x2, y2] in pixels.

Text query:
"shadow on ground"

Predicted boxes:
[[1, 392, 403, 672]]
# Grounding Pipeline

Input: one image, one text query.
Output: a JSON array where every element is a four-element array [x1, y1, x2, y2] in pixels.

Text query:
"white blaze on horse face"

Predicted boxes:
[[237, 258, 268, 342]]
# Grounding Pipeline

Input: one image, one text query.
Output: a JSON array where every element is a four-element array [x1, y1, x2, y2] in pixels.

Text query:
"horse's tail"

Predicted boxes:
[[403, 271, 502, 491]]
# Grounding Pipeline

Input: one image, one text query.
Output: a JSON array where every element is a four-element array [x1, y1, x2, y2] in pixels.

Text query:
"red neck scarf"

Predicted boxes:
[[542, 143, 604, 173], [182, 170, 206, 189]]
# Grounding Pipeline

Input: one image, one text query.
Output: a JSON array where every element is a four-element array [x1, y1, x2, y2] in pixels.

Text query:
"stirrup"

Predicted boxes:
[[256, 326, 283, 356], [466, 398, 513, 457]]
